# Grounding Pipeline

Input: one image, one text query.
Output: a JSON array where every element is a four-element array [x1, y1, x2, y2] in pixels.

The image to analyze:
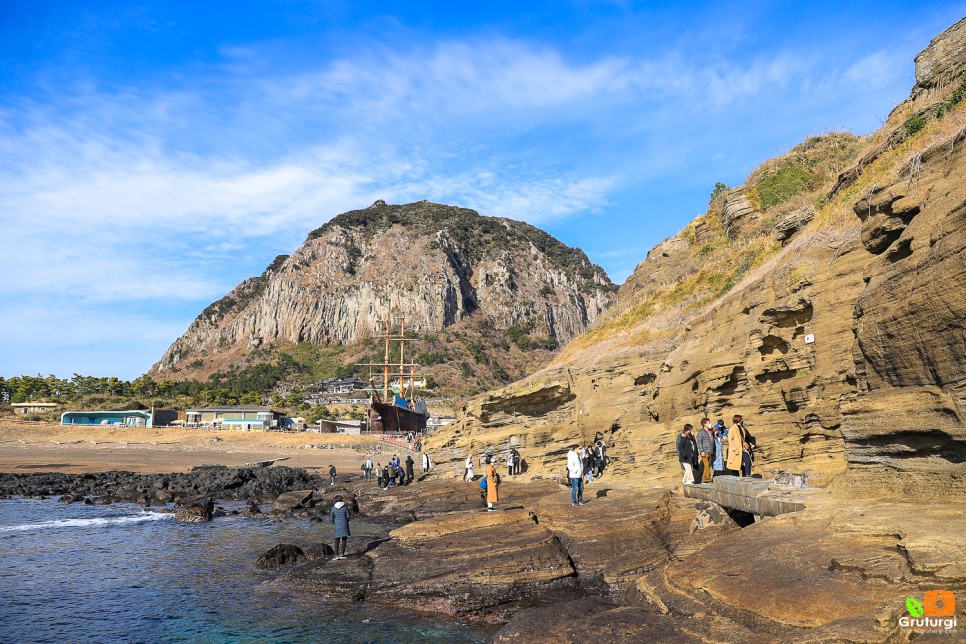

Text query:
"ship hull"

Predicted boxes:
[[368, 400, 428, 434]]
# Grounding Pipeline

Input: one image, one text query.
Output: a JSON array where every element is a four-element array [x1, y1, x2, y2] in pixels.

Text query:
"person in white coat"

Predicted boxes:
[[464, 454, 475, 482], [567, 445, 584, 506]]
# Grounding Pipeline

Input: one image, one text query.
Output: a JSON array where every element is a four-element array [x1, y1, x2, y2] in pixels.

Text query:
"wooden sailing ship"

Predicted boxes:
[[357, 316, 429, 434]]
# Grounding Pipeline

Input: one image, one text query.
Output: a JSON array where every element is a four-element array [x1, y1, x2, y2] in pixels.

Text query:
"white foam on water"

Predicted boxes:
[[0, 512, 173, 533]]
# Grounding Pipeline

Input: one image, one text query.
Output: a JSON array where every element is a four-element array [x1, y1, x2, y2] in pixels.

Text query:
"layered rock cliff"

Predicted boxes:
[[411, 19, 966, 638], [429, 18, 966, 501], [150, 201, 615, 391]]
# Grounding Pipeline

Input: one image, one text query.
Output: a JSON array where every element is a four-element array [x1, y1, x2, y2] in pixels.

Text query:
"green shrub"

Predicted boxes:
[[756, 165, 815, 210], [903, 115, 926, 138]]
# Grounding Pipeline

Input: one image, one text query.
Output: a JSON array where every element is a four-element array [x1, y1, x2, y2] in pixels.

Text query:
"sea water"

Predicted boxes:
[[0, 498, 496, 643]]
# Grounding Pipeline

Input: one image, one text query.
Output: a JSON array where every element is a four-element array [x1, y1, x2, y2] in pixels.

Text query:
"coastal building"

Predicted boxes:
[[12, 402, 59, 415], [317, 418, 363, 434], [62, 409, 153, 427], [317, 377, 367, 394], [184, 406, 281, 430], [426, 414, 456, 432]]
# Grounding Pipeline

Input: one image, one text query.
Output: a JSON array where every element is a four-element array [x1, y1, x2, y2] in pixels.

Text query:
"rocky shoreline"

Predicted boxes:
[[4, 465, 962, 641], [0, 465, 326, 506]]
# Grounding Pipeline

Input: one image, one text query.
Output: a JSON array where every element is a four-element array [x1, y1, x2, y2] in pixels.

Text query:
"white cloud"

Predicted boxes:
[[0, 31, 903, 376]]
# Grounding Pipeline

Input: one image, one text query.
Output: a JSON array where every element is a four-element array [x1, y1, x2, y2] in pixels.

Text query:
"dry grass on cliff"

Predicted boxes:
[[814, 105, 966, 230]]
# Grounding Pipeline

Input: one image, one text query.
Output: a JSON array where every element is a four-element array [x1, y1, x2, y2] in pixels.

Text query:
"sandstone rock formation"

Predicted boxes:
[[150, 201, 615, 389], [406, 16, 966, 639]]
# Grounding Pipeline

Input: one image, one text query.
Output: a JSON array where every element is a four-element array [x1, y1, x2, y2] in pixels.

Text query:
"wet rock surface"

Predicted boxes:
[[262, 476, 966, 641]]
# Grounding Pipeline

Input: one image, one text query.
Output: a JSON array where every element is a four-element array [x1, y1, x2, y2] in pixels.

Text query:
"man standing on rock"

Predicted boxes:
[[567, 445, 585, 506], [677, 424, 698, 485], [696, 418, 715, 484], [328, 464, 337, 486], [405, 454, 415, 484]]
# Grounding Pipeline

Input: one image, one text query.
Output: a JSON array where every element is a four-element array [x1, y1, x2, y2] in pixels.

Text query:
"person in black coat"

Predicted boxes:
[[676, 424, 698, 484], [405, 455, 415, 484]]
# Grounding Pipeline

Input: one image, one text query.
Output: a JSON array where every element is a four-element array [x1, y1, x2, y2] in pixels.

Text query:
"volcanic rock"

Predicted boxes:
[[256, 544, 306, 569]]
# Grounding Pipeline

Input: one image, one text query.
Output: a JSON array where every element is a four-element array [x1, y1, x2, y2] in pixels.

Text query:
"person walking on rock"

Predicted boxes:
[[512, 448, 521, 476], [677, 424, 698, 485], [465, 454, 475, 482], [726, 414, 751, 477], [362, 457, 373, 482], [330, 495, 351, 560], [567, 445, 585, 506], [328, 464, 337, 486], [484, 455, 499, 511], [696, 418, 716, 483], [421, 451, 431, 473]]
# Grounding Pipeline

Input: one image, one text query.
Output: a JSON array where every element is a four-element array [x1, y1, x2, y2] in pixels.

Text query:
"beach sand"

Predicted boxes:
[[0, 422, 406, 475]]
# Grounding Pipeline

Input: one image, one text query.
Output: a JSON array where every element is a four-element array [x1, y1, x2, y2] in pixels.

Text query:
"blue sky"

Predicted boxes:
[[1, 1, 963, 380]]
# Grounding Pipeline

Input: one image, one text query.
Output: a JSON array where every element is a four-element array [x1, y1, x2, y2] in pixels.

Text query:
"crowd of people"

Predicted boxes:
[[676, 415, 756, 484]]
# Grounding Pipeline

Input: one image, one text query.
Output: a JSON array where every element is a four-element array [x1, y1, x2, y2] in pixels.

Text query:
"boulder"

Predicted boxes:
[[303, 543, 336, 560], [273, 490, 314, 513], [174, 496, 215, 523], [256, 544, 307, 569]]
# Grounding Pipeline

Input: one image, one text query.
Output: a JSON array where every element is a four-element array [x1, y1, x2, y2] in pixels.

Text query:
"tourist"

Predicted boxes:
[[405, 455, 415, 484], [696, 418, 715, 483], [676, 424, 698, 484], [362, 457, 373, 482], [726, 414, 751, 477], [512, 448, 521, 476], [484, 455, 500, 511], [465, 454, 475, 482], [421, 451, 431, 473], [567, 445, 585, 506], [381, 464, 390, 490], [387, 461, 397, 487], [414, 439, 422, 453], [712, 427, 725, 476], [375, 462, 384, 488], [595, 441, 607, 477], [330, 495, 351, 560], [583, 445, 596, 484], [328, 464, 337, 486]]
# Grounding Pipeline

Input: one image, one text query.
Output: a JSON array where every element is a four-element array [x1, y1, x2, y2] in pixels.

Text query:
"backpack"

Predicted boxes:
[[479, 475, 488, 490]]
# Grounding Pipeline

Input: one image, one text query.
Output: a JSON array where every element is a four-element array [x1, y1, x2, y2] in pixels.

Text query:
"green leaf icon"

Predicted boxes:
[[906, 597, 924, 618]]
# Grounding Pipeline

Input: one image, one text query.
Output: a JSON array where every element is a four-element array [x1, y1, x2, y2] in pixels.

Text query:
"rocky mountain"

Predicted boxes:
[[421, 17, 966, 638], [150, 201, 615, 393]]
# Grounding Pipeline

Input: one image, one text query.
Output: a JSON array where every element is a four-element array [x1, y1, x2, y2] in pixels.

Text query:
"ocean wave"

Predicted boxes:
[[0, 512, 173, 533]]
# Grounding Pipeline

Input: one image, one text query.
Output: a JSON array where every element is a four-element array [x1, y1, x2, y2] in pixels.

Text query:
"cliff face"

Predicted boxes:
[[150, 201, 615, 384], [428, 17, 966, 501]]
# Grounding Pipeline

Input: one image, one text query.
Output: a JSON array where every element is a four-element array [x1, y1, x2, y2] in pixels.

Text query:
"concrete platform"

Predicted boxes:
[[683, 475, 806, 516]]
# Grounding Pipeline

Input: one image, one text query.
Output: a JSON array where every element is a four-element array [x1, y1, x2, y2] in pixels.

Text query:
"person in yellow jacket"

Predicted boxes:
[[485, 455, 499, 511], [726, 414, 750, 476]]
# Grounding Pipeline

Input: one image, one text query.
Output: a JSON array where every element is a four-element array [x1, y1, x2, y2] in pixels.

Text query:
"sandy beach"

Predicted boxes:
[[0, 421, 405, 475]]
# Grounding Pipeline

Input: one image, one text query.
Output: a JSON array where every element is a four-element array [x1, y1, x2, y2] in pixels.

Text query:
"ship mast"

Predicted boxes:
[[383, 318, 390, 400], [398, 314, 406, 401]]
